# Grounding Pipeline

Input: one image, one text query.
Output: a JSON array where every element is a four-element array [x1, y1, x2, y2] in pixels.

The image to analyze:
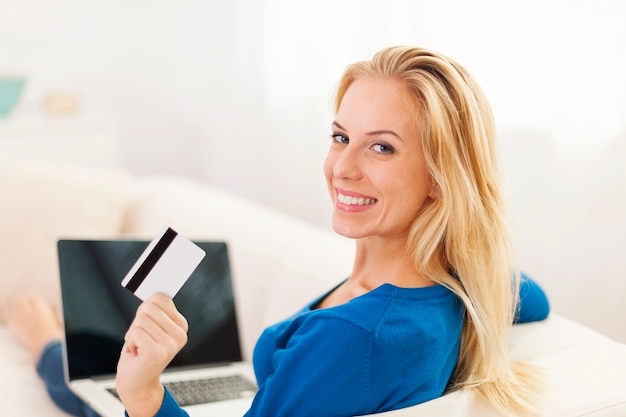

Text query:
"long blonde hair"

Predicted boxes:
[[334, 46, 541, 416]]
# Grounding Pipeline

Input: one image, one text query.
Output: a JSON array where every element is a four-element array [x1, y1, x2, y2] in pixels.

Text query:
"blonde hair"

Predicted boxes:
[[334, 46, 541, 416]]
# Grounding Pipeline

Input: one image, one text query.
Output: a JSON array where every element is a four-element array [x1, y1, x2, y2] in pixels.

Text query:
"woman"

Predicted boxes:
[[116, 46, 548, 417], [9, 46, 549, 417]]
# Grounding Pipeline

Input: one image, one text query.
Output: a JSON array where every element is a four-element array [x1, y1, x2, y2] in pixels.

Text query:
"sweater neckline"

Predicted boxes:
[[310, 280, 454, 310]]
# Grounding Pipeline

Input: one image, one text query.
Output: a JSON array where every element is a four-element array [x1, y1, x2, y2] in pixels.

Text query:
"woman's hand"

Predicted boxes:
[[115, 293, 188, 417]]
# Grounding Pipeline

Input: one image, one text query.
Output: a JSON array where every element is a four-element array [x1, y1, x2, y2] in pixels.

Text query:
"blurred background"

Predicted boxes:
[[1, 0, 625, 342]]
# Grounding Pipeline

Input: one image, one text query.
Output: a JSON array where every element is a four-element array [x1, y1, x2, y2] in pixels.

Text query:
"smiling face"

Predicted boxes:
[[324, 76, 437, 243]]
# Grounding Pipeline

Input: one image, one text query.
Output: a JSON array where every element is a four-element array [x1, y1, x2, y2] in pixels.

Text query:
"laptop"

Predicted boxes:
[[57, 238, 257, 417]]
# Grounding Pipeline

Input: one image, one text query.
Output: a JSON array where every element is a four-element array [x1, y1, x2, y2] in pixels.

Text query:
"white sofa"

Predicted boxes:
[[1, 161, 626, 417]]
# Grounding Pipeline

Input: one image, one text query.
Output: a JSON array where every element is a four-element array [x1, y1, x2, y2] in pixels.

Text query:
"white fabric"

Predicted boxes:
[[0, 160, 129, 322], [0, 327, 71, 417]]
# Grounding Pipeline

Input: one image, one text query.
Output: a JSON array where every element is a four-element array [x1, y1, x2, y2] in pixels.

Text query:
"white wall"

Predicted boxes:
[[1, 0, 625, 342]]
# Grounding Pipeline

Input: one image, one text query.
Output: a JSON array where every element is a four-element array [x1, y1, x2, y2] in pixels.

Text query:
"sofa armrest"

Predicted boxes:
[[373, 315, 626, 416]]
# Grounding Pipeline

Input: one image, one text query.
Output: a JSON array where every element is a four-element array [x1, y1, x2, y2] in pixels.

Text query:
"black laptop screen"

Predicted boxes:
[[57, 239, 243, 380]]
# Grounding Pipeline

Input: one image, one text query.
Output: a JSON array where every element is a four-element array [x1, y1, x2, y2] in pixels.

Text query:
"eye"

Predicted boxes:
[[331, 133, 349, 144], [372, 143, 394, 154]]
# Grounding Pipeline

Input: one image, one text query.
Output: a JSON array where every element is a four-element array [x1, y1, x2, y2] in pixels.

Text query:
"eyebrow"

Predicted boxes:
[[332, 121, 404, 142]]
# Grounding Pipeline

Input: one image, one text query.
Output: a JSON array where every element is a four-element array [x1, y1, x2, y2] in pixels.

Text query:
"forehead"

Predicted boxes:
[[336, 76, 416, 133]]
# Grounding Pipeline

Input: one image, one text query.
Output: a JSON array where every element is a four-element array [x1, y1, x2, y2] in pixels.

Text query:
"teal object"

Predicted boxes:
[[0, 77, 26, 117]]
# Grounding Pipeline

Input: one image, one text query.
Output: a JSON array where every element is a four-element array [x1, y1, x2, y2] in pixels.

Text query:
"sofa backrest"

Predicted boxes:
[[121, 175, 355, 358]]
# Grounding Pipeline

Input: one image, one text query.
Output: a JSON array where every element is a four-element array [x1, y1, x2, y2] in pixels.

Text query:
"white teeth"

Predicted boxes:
[[338, 193, 377, 206]]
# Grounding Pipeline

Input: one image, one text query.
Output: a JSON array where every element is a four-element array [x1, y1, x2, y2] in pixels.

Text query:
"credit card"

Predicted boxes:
[[121, 226, 206, 300]]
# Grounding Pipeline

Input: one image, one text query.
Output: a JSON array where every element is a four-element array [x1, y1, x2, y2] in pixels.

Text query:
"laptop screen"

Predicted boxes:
[[57, 239, 243, 381]]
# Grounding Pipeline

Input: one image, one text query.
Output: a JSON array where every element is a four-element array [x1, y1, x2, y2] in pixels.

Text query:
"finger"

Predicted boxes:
[[132, 299, 188, 348], [145, 293, 189, 333], [124, 325, 177, 364], [137, 298, 187, 340], [129, 311, 168, 345]]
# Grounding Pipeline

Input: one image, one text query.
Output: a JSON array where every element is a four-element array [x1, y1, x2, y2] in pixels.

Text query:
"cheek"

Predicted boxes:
[[323, 153, 335, 185], [322, 155, 335, 202], [389, 169, 432, 211]]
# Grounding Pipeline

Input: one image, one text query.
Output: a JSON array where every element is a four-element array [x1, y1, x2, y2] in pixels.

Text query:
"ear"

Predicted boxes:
[[428, 177, 440, 200]]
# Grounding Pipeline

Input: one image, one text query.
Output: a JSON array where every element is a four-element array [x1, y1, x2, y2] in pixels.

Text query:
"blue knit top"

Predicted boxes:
[[151, 273, 549, 417]]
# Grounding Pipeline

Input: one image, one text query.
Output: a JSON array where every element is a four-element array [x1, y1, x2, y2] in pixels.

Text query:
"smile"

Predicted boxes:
[[337, 192, 378, 206]]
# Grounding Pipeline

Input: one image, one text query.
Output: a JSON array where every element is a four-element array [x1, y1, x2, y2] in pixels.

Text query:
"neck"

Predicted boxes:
[[349, 236, 433, 290], [315, 235, 435, 310]]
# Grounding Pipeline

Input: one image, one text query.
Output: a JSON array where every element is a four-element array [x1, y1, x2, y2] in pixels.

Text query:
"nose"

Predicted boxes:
[[330, 144, 362, 181]]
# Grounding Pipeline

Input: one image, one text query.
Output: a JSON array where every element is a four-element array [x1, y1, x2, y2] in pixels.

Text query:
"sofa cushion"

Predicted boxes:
[[0, 327, 70, 417], [0, 160, 129, 322]]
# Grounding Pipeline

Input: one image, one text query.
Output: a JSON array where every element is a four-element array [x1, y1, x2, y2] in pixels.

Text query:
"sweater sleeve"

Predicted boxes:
[[515, 272, 551, 323], [124, 387, 188, 417], [245, 316, 375, 417]]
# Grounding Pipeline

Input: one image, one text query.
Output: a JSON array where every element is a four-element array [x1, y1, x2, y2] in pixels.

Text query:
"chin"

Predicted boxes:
[[331, 218, 364, 240]]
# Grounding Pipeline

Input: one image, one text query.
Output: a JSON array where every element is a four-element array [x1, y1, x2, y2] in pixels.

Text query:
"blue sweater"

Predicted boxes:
[[248, 283, 462, 416], [152, 274, 549, 417]]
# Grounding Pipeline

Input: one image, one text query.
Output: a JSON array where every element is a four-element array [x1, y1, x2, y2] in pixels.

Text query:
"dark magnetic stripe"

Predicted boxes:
[[124, 227, 178, 293]]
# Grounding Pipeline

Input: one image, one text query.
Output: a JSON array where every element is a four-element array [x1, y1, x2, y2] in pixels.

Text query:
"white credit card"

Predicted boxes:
[[121, 226, 206, 301]]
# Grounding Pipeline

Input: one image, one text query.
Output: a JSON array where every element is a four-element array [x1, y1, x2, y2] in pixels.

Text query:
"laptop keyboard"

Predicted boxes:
[[107, 375, 257, 407], [166, 375, 257, 406]]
